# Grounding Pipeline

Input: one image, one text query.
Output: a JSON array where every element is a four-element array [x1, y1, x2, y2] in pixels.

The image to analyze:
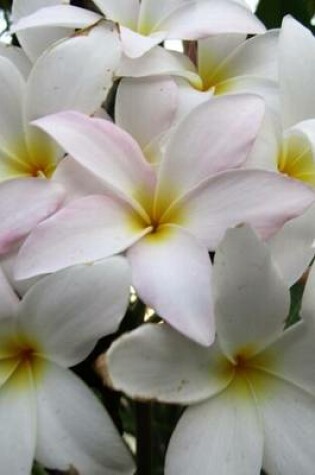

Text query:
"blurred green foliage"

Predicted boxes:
[[257, 0, 315, 31]]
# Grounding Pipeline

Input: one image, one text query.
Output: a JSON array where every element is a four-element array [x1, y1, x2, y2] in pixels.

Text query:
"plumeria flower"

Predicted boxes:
[[247, 16, 315, 185], [115, 27, 279, 166], [12, 0, 265, 58], [0, 256, 135, 474], [15, 96, 315, 345], [105, 225, 315, 475], [0, 21, 121, 254]]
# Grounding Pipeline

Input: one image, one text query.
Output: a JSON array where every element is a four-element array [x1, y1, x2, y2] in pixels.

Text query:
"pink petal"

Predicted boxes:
[[165, 169, 315, 249], [33, 111, 156, 214], [15, 194, 151, 279], [156, 94, 265, 214], [0, 178, 65, 255]]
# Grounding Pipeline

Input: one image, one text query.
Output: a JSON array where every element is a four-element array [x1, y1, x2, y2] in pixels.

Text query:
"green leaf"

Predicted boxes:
[[32, 462, 48, 475], [286, 280, 305, 327], [256, 0, 315, 30]]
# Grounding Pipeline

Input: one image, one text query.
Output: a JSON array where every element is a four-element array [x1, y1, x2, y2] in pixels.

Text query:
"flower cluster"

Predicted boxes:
[[1, 0, 315, 473]]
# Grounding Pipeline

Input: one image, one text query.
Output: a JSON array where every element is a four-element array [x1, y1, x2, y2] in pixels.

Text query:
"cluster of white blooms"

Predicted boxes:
[[1, 0, 315, 473]]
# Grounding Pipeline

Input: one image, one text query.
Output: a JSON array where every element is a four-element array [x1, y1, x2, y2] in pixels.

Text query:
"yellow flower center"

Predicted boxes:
[[0, 334, 45, 391], [278, 135, 315, 185], [0, 134, 57, 182]]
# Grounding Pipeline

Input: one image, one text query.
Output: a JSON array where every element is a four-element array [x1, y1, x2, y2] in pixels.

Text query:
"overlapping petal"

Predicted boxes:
[[107, 324, 232, 404], [33, 111, 156, 211], [127, 225, 214, 345], [35, 362, 135, 474], [165, 378, 263, 475], [253, 373, 315, 475], [0, 178, 65, 255], [213, 225, 290, 360], [25, 22, 121, 123], [0, 266, 19, 319], [0, 364, 36, 475], [93, 0, 139, 29], [12, 0, 73, 62], [268, 203, 315, 286], [153, 0, 265, 38], [15, 194, 151, 279], [155, 94, 265, 211], [115, 76, 178, 150], [279, 16, 315, 129], [17, 257, 130, 366], [167, 170, 315, 248]]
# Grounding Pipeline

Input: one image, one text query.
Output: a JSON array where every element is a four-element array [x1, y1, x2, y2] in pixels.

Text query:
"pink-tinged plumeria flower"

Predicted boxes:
[[0, 257, 135, 474], [15, 96, 315, 345], [105, 225, 315, 475], [0, 21, 121, 254], [12, 0, 265, 58], [247, 16, 315, 184]]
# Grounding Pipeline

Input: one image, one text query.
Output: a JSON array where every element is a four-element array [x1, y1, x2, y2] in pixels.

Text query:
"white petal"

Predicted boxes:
[[0, 178, 65, 255], [120, 26, 166, 58], [53, 157, 109, 203], [173, 77, 213, 124], [253, 372, 315, 475], [156, 94, 265, 212], [15, 194, 150, 279], [12, 1, 73, 62], [279, 16, 315, 129], [116, 76, 178, 150], [12, 4, 101, 32], [214, 29, 279, 84], [197, 33, 246, 88], [0, 266, 19, 319], [0, 56, 28, 163], [268, 203, 315, 286], [35, 362, 135, 475], [165, 377, 263, 475], [25, 22, 121, 124], [18, 257, 130, 367], [213, 225, 289, 359], [217, 76, 280, 115], [0, 363, 36, 475], [128, 225, 214, 345], [107, 324, 233, 404], [251, 321, 315, 396], [0, 43, 31, 79], [168, 169, 315, 248], [154, 0, 265, 38], [117, 45, 201, 88], [245, 108, 282, 171], [93, 0, 139, 29]]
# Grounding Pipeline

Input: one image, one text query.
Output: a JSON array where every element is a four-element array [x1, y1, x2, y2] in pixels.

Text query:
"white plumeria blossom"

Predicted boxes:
[[106, 225, 315, 475], [247, 16, 315, 183], [11, 0, 265, 58], [0, 20, 121, 254], [0, 256, 135, 474], [13, 96, 315, 346]]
